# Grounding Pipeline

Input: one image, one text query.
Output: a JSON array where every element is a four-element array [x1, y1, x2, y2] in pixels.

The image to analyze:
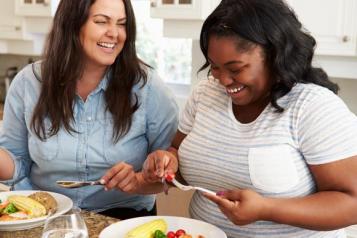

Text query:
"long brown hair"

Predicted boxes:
[[31, 0, 148, 142]]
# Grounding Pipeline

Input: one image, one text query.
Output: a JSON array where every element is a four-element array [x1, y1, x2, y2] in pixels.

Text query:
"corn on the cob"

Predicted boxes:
[[8, 195, 46, 218], [125, 219, 167, 238]]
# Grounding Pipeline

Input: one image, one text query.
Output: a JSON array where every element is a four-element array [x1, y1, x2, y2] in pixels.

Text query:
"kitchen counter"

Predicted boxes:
[[0, 210, 119, 238]]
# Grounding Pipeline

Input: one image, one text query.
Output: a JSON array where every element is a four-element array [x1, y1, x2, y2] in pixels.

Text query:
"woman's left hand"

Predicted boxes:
[[101, 162, 139, 193], [203, 189, 268, 226]]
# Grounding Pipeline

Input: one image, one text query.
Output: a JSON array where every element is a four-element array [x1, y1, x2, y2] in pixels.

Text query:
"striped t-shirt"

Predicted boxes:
[[178, 79, 357, 238]]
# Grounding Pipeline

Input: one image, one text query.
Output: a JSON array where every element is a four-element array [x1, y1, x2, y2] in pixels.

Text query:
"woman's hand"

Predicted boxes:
[[100, 162, 139, 193], [203, 189, 268, 226], [142, 149, 178, 183]]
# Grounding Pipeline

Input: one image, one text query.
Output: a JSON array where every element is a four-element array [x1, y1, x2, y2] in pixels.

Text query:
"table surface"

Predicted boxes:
[[0, 210, 119, 238]]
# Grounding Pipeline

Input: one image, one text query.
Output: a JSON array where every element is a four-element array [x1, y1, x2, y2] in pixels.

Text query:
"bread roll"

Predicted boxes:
[[28, 192, 58, 215]]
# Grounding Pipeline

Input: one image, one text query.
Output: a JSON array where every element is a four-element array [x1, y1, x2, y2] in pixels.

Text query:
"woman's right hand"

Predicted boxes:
[[142, 149, 178, 183]]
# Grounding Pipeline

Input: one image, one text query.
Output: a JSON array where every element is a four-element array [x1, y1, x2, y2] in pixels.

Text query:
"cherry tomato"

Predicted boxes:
[[165, 173, 175, 182], [166, 231, 176, 238], [175, 229, 186, 237]]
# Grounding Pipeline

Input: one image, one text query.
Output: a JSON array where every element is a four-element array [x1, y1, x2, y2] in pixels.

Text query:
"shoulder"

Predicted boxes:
[[279, 83, 342, 110], [146, 68, 162, 88], [291, 83, 338, 100], [192, 78, 227, 99], [292, 83, 337, 100], [135, 67, 177, 107], [133, 67, 162, 93], [9, 61, 41, 95]]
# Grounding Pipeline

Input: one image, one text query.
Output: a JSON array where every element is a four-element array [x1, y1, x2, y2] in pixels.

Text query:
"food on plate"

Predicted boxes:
[[28, 191, 58, 214], [0, 202, 17, 214], [155, 228, 205, 238], [154, 230, 167, 238], [8, 195, 47, 218], [0, 191, 57, 221], [0, 211, 29, 221], [124, 218, 206, 238], [158, 228, 204, 238], [175, 229, 186, 237], [164, 173, 175, 183], [125, 218, 167, 238], [166, 231, 176, 238]]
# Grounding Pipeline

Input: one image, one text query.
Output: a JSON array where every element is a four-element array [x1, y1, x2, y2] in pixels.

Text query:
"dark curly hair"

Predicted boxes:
[[199, 0, 339, 112]]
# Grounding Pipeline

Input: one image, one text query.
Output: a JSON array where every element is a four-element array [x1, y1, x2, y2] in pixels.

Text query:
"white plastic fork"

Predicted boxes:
[[171, 178, 216, 195]]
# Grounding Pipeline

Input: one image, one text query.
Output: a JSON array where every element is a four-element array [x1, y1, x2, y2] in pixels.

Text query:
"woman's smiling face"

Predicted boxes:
[[208, 35, 272, 110], [80, 0, 127, 68]]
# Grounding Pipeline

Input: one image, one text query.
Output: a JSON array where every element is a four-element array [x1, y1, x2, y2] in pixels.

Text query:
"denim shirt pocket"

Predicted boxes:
[[248, 144, 299, 193], [28, 119, 59, 161], [102, 116, 147, 168]]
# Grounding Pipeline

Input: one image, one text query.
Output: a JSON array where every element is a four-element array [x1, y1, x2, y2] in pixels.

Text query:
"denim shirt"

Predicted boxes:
[[0, 62, 178, 212]]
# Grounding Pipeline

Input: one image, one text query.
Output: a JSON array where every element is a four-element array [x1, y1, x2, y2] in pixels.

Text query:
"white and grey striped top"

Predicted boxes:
[[178, 79, 357, 238]]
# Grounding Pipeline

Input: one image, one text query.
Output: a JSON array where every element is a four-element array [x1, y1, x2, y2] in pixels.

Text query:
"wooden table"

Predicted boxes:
[[0, 210, 119, 238]]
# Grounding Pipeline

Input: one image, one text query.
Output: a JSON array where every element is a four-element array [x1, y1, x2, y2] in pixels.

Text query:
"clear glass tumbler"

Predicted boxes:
[[41, 212, 88, 238]]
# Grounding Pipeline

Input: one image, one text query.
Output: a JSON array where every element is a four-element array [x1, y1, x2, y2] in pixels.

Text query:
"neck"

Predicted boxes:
[[233, 96, 270, 124], [77, 64, 108, 101]]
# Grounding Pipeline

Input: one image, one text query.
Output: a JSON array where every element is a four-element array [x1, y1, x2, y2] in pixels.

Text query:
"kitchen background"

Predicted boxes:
[[0, 0, 357, 236]]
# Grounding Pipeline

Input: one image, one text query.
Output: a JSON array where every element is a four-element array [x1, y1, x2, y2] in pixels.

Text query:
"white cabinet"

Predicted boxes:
[[150, 0, 220, 39], [0, 0, 57, 55], [15, 0, 60, 17], [0, 0, 24, 40], [286, 0, 357, 56], [150, 0, 220, 20]]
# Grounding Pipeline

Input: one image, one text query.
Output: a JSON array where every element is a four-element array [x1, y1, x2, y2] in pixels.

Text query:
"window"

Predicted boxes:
[[132, 0, 192, 85]]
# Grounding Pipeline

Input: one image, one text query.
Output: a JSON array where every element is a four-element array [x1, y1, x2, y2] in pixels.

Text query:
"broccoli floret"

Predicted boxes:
[[3, 203, 18, 214]]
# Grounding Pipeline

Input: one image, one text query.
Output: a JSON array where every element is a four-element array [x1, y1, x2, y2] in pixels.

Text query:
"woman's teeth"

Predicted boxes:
[[227, 85, 245, 94], [97, 42, 115, 49]]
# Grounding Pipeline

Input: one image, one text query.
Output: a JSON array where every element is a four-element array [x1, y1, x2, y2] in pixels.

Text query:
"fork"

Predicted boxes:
[[171, 178, 216, 195]]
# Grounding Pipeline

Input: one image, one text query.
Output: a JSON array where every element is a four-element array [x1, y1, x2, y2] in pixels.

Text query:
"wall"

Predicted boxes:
[[333, 78, 357, 114]]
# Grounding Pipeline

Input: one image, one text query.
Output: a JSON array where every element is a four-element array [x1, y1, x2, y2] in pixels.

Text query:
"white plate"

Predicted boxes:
[[0, 190, 73, 231], [99, 216, 227, 238]]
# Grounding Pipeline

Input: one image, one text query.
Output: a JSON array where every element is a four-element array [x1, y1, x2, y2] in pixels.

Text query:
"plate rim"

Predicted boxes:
[[0, 190, 73, 230]]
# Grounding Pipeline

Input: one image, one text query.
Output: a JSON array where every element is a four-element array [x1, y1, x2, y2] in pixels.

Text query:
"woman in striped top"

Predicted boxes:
[[143, 0, 357, 237]]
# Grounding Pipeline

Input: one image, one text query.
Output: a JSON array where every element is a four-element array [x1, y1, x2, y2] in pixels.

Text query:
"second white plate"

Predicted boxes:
[[99, 215, 227, 238]]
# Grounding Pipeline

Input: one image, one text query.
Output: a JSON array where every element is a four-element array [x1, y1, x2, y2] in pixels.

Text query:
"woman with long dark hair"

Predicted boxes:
[[143, 0, 357, 236], [0, 0, 178, 219]]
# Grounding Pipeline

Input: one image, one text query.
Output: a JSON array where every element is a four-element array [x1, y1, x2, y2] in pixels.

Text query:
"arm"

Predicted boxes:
[[0, 150, 15, 180], [0, 67, 32, 183], [205, 157, 357, 230], [262, 155, 357, 230], [140, 77, 203, 192], [101, 71, 179, 193], [139, 131, 187, 193], [145, 70, 179, 153], [101, 131, 187, 194]]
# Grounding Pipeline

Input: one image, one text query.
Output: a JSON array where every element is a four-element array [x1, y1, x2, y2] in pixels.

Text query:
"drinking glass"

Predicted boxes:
[[41, 212, 88, 238]]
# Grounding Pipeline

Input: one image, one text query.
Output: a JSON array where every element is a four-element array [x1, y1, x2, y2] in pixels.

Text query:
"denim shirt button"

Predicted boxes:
[[87, 117, 92, 121]]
